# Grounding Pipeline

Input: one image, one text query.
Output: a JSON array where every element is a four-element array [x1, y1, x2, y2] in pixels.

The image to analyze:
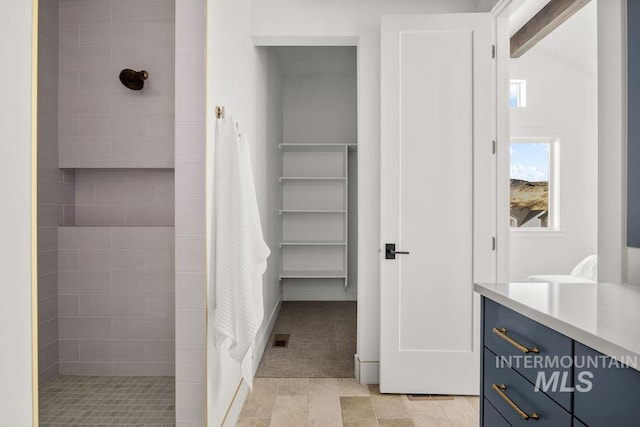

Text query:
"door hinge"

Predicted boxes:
[[492, 44, 496, 59], [492, 237, 497, 251], [492, 140, 496, 155]]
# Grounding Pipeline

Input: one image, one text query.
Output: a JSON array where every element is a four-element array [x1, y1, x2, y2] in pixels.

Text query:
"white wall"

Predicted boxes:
[[251, 0, 481, 381], [207, 0, 283, 425], [598, 0, 628, 284], [283, 76, 357, 143], [629, 248, 640, 284], [0, 1, 35, 425], [253, 46, 285, 357], [207, 1, 253, 422], [509, 20, 598, 280]]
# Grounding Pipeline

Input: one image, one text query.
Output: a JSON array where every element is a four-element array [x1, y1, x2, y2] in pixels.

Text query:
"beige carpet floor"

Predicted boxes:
[[255, 301, 357, 378]]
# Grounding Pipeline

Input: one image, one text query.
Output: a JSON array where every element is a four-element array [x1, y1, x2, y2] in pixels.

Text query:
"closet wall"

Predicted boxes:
[[254, 46, 285, 337]]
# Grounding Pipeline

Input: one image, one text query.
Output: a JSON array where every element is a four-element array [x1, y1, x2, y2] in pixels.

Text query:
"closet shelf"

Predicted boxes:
[[279, 209, 346, 215], [279, 177, 346, 182], [279, 240, 346, 247], [279, 270, 347, 279]]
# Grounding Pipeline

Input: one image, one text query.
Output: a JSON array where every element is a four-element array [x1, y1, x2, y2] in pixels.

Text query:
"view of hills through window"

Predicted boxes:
[[510, 141, 550, 228]]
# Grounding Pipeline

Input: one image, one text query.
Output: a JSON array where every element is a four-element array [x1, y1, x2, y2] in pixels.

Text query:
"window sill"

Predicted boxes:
[[510, 229, 566, 238]]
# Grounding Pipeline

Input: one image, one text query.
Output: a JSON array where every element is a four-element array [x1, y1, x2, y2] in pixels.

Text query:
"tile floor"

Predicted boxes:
[[237, 378, 479, 427], [39, 376, 175, 426]]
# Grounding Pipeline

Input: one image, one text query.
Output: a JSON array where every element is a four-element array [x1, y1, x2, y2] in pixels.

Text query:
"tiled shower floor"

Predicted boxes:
[[39, 376, 175, 426]]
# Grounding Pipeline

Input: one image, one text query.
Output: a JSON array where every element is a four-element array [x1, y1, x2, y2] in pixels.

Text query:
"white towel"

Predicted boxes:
[[213, 117, 270, 389]]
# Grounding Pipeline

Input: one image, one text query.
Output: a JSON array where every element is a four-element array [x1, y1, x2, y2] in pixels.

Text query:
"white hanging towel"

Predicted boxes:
[[213, 117, 270, 389]]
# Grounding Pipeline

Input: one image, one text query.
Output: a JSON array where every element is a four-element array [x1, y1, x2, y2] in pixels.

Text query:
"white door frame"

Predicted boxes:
[[492, 0, 515, 283]]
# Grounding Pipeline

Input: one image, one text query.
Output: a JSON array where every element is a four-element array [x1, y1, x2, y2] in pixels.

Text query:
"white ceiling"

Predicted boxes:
[[475, 0, 501, 12], [510, 0, 552, 36], [511, 0, 597, 75], [273, 46, 357, 78]]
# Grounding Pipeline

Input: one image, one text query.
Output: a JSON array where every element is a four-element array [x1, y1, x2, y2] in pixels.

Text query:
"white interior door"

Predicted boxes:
[[380, 13, 495, 394]]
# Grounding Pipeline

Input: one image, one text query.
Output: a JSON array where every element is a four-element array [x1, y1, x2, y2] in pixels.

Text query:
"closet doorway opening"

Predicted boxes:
[[255, 45, 359, 378]]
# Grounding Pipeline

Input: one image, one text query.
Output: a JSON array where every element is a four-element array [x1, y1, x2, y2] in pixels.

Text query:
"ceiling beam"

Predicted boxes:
[[510, 0, 590, 58]]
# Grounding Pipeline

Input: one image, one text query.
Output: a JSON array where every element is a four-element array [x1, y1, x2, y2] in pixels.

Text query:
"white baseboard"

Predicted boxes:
[[283, 287, 357, 301], [222, 380, 250, 427], [355, 355, 380, 384], [253, 298, 283, 374]]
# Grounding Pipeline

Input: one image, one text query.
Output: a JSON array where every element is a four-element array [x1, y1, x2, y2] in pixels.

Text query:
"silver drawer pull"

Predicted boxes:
[[492, 383, 540, 420], [493, 327, 540, 354]]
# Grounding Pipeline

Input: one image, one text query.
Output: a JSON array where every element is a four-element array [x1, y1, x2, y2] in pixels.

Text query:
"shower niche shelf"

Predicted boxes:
[[66, 168, 175, 227], [279, 142, 353, 289], [58, 145, 175, 169]]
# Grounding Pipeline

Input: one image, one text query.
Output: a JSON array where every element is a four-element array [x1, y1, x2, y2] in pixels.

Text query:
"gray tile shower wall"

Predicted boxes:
[[74, 169, 174, 226], [175, 0, 207, 423], [58, 227, 175, 376], [58, 0, 175, 168], [38, 0, 76, 385]]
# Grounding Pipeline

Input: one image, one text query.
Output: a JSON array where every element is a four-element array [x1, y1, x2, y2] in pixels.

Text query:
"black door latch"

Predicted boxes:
[[385, 243, 410, 259]]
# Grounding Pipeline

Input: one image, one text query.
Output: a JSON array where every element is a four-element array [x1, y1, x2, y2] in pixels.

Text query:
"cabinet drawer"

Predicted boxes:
[[573, 342, 640, 427], [484, 348, 571, 426], [483, 398, 511, 427], [484, 298, 573, 411]]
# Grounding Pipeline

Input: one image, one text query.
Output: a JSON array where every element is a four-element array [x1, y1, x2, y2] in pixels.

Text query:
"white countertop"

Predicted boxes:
[[474, 282, 640, 371]]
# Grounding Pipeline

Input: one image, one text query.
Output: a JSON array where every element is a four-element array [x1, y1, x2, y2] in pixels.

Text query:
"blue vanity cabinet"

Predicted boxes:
[[484, 298, 573, 411], [573, 417, 587, 427], [484, 348, 572, 426], [483, 398, 511, 427], [573, 342, 640, 427], [481, 296, 640, 426], [481, 298, 572, 426]]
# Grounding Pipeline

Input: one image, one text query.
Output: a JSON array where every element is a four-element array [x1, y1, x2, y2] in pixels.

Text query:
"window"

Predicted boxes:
[[510, 79, 527, 108], [510, 139, 558, 229]]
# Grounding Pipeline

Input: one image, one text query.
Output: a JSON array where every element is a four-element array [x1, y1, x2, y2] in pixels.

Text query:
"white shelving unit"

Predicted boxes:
[[278, 177, 347, 182], [278, 142, 354, 289], [280, 270, 347, 279], [279, 241, 346, 247], [279, 210, 347, 214]]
